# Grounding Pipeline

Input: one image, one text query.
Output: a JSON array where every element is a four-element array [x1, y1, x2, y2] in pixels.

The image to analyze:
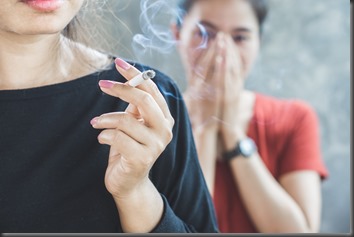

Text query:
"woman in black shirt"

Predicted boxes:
[[0, 0, 218, 233]]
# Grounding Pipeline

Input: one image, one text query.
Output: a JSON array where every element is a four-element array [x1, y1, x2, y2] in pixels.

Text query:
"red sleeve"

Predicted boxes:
[[278, 101, 329, 180]]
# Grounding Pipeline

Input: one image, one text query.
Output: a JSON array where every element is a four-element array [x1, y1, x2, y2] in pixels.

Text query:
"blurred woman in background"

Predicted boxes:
[[174, 0, 328, 233]]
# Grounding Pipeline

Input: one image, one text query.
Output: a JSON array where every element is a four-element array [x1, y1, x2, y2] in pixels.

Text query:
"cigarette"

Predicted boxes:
[[128, 70, 156, 87]]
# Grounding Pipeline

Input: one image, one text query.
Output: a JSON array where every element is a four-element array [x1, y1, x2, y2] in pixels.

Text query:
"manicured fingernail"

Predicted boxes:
[[90, 117, 99, 126], [99, 80, 116, 89], [115, 58, 131, 70]]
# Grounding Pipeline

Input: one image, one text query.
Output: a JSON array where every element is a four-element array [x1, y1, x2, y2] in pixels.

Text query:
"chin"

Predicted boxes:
[[15, 27, 64, 37], [14, 17, 70, 36], [25, 27, 63, 35]]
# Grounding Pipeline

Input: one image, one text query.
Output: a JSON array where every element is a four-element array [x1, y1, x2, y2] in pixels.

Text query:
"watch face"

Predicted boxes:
[[239, 138, 256, 157]]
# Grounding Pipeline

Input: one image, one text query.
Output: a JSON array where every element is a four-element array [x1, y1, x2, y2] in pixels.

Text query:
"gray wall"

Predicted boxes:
[[85, 0, 351, 233]]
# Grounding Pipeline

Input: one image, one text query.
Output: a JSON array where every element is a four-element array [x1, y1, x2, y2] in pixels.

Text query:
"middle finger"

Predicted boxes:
[[98, 81, 166, 129]]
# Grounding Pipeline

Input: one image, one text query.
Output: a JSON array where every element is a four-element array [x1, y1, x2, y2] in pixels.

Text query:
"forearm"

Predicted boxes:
[[193, 128, 218, 195], [113, 178, 164, 233], [230, 154, 313, 233]]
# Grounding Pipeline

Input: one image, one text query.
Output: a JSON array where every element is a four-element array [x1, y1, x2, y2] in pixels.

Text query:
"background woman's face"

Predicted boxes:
[[178, 0, 261, 79], [0, 0, 85, 36]]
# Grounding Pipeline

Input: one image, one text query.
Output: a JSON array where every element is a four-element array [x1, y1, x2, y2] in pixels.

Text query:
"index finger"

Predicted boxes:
[[192, 40, 218, 80], [114, 58, 173, 121]]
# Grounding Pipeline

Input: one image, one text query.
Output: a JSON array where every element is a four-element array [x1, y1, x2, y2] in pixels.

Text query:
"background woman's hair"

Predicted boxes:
[[177, 0, 269, 33]]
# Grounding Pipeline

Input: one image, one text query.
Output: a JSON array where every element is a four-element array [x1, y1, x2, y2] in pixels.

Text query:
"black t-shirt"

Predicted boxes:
[[0, 62, 218, 233]]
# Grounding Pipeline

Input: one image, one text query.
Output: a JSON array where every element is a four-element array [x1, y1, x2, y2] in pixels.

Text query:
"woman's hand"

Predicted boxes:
[[91, 60, 174, 200], [182, 33, 227, 194], [218, 34, 248, 150], [90, 60, 175, 232], [183, 36, 224, 133]]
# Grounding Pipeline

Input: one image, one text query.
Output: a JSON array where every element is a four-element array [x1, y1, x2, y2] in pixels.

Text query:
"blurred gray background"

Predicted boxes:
[[83, 0, 351, 233]]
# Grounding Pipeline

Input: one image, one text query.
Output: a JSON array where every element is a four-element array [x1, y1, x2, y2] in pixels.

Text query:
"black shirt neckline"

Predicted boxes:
[[0, 60, 117, 101]]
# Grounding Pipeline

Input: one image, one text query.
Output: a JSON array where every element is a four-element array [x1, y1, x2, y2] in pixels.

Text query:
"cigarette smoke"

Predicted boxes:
[[132, 0, 208, 56], [131, 0, 220, 106], [132, 0, 178, 55]]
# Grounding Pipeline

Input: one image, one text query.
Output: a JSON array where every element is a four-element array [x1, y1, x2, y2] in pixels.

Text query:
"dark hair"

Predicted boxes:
[[62, 17, 80, 42], [177, 0, 268, 33]]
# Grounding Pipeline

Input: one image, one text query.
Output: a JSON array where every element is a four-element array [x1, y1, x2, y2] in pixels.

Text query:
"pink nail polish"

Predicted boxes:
[[99, 80, 116, 89], [90, 117, 99, 126], [115, 58, 131, 70]]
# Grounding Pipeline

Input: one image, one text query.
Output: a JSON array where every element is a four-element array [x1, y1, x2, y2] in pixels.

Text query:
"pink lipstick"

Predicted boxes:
[[21, 0, 64, 12]]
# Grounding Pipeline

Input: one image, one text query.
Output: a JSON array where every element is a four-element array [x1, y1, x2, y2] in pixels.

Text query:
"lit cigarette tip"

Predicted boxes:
[[128, 70, 156, 87]]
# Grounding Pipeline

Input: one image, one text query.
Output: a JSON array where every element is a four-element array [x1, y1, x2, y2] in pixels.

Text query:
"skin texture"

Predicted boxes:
[[0, 0, 174, 232], [174, 0, 322, 233]]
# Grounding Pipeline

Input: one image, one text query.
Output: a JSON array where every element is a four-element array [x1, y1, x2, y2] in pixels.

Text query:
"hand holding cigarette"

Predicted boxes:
[[91, 58, 174, 202]]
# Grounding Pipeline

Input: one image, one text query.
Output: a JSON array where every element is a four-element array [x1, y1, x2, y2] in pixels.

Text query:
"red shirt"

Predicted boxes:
[[213, 93, 329, 233]]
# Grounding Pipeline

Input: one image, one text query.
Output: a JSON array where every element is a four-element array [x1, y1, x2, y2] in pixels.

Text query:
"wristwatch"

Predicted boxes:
[[223, 138, 257, 160]]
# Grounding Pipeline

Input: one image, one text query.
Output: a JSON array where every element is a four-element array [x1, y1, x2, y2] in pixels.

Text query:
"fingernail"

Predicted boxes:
[[217, 32, 224, 38], [216, 55, 223, 64], [90, 117, 99, 126], [115, 58, 131, 70], [99, 80, 116, 89], [217, 37, 225, 48]]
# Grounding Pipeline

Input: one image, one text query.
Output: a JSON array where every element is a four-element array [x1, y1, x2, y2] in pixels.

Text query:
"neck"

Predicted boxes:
[[0, 31, 69, 90], [0, 31, 110, 90]]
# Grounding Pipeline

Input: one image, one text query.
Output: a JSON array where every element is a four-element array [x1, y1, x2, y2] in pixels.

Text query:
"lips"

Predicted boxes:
[[21, 0, 65, 12]]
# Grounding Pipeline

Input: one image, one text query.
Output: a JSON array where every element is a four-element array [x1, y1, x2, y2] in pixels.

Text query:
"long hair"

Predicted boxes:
[[62, 17, 81, 43], [61, 0, 106, 48], [59, 1, 113, 71]]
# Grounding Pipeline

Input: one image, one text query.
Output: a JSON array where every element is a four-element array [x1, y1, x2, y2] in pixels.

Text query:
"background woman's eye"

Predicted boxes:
[[196, 28, 216, 40], [206, 30, 217, 40], [233, 35, 249, 42], [192, 25, 218, 47], [197, 29, 205, 38]]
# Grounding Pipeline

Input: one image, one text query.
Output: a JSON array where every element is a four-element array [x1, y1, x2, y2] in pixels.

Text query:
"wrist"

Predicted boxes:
[[223, 137, 257, 161], [193, 120, 219, 136], [113, 178, 164, 233], [221, 127, 247, 151], [112, 178, 163, 216], [111, 177, 151, 202]]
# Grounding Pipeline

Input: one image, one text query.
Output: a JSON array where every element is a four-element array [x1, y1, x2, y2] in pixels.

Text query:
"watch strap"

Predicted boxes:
[[223, 143, 242, 161], [223, 138, 257, 160]]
